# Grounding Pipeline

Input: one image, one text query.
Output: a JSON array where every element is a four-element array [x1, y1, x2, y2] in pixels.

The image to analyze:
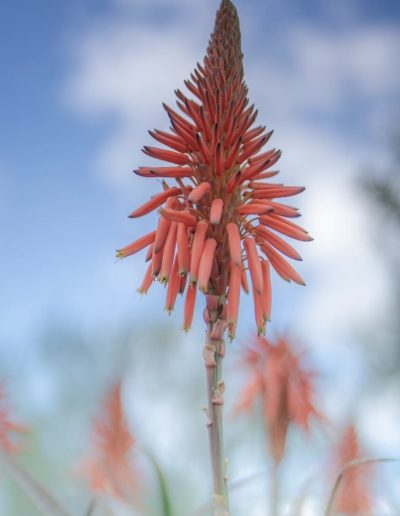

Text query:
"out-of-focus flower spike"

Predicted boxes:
[[227, 263, 241, 339], [198, 238, 217, 293], [137, 264, 153, 295], [227, 222, 242, 266], [183, 284, 197, 331], [189, 220, 208, 284], [254, 225, 303, 261], [261, 242, 305, 285], [261, 260, 271, 321], [117, 231, 156, 259], [159, 208, 197, 226], [188, 182, 211, 203], [159, 222, 178, 283], [244, 237, 263, 295], [128, 188, 181, 218], [177, 223, 190, 277], [165, 258, 180, 312], [209, 198, 223, 225], [241, 267, 249, 294]]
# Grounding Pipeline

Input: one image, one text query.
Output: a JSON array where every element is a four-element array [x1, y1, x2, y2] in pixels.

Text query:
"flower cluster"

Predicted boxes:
[[235, 335, 320, 464], [83, 383, 140, 502], [118, 0, 310, 338]]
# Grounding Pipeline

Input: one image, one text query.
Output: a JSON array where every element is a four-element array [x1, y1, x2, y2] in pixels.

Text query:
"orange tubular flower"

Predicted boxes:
[[83, 383, 140, 502], [235, 336, 320, 464], [117, 0, 310, 338]]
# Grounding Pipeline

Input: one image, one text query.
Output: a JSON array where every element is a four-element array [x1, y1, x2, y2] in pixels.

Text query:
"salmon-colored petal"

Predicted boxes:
[[243, 237, 263, 294], [260, 214, 312, 242], [209, 198, 224, 224], [142, 146, 189, 166], [134, 166, 192, 178], [198, 238, 217, 293], [254, 225, 302, 261], [137, 264, 153, 294], [165, 258, 180, 312], [189, 220, 208, 283], [116, 231, 156, 259], [227, 222, 242, 266], [188, 181, 211, 203], [261, 242, 305, 285], [241, 267, 249, 294], [177, 223, 190, 276], [160, 208, 197, 226], [128, 188, 181, 218], [159, 222, 178, 283], [183, 284, 197, 331], [227, 262, 241, 339], [261, 260, 271, 321]]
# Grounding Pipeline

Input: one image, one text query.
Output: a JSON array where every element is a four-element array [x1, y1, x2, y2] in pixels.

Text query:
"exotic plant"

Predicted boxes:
[[117, 0, 310, 511], [235, 335, 320, 514]]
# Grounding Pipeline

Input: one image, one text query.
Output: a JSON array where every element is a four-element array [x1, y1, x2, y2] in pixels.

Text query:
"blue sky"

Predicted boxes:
[[0, 0, 399, 354], [1, 0, 399, 347], [1, 0, 400, 513]]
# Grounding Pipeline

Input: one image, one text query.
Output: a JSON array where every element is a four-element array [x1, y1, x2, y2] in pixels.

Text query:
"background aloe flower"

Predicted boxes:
[[235, 335, 320, 464], [0, 383, 25, 453], [117, 0, 310, 339], [83, 383, 140, 503], [332, 425, 373, 515]]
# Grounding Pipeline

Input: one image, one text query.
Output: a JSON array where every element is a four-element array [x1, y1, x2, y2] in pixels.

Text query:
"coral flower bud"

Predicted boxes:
[[116, 230, 156, 259], [209, 198, 224, 225], [165, 258, 180, 312], [128, 188, 181, 218], [189, 220, 208, 284], [137, 264, 153, 295], [226, 223, 242, 267], [244, 237, 263, 295], [227, 262, 241, 339], [198, 238, 217, 293], [183, 284, 197, 331], [159, 208, 197, 226], [188, 182, 211, 203], [261, 260, 271, 321], [159, 222, 178, 283]]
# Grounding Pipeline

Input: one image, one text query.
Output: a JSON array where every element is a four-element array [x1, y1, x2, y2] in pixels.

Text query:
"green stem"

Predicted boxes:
[[203, 318, 229, 516]]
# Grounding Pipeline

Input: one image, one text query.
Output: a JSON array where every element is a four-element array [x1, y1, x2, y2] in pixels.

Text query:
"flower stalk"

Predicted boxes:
[[203, 296, 229, 514]]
